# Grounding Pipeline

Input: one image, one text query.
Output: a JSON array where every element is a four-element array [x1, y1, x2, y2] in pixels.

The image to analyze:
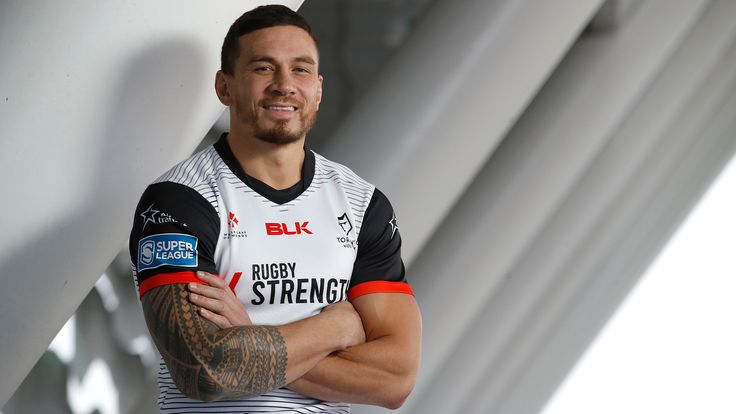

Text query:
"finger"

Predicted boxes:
[[188, 292, 225, 313], [197, 271, 228, 288], [240, 312, 253, 326], [199, 307, 232, 329], [189, 282, 226, 300]]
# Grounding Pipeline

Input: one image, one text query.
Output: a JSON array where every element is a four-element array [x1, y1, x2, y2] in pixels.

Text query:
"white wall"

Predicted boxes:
[[0, 0, 302, 405]]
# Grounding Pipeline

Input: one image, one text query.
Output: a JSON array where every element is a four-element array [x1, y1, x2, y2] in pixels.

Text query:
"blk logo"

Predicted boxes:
[[265, 222, 313, 235]]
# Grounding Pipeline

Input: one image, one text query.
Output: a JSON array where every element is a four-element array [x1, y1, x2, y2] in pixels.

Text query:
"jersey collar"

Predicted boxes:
[[214, 133, 315, 205]]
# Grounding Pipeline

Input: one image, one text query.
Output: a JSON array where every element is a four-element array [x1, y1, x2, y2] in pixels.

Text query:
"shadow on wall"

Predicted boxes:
[[1, 37, 209, 410]]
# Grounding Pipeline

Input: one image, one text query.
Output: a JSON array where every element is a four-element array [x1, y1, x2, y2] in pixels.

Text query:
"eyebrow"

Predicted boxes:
[[249, 55, 316, 65], [294, 56, 317, 65]]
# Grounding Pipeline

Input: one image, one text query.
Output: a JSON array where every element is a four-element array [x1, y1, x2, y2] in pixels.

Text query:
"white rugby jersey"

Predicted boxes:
[[129, 134, 413, 413]]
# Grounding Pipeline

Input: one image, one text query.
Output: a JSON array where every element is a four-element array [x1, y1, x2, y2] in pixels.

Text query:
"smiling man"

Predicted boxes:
[[129, 5, 421, 413]]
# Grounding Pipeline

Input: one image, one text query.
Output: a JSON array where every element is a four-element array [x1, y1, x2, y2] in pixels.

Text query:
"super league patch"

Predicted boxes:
[[138, 233, 198, 271]]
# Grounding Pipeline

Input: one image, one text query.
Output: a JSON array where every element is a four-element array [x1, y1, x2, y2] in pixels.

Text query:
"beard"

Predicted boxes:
[[251, 108, 317, 146]]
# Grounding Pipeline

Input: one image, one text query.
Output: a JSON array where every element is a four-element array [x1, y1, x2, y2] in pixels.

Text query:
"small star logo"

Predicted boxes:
[[140, 204, 159, 231], [388, 213, 399, 239]]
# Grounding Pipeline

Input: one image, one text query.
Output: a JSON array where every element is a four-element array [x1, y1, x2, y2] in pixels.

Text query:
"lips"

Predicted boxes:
[[264, 105, 296, 111]]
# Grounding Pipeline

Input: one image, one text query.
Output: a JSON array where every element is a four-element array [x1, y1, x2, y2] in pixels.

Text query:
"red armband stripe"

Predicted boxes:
[[139, 271, 206, 298], [347, 280, 414, 301]]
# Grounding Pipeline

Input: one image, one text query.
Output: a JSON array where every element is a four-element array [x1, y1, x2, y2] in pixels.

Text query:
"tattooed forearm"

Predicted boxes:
[[142, 284, 288, 401]]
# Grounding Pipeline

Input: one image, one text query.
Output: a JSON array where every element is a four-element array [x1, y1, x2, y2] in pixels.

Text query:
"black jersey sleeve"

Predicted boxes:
[[348, 188, 414, 300], [129, 181, 220, 297]]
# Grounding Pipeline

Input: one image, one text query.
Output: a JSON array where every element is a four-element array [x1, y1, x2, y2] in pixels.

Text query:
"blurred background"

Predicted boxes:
[[1, 0, 735, 413]]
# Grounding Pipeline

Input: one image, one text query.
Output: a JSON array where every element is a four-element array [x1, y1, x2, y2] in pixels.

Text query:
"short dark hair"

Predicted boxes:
[[220, 5, 318, 75]]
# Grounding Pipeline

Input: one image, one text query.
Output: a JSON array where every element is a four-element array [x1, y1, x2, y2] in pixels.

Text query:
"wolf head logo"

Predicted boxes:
[[337, 213, 353, 236]]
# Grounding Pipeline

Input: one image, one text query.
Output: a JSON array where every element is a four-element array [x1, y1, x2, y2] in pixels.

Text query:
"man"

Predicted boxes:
[[129, 5, 421, 413]]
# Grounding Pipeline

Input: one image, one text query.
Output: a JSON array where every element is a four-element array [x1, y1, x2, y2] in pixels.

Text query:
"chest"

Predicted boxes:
[[213, 182, 362, 324]]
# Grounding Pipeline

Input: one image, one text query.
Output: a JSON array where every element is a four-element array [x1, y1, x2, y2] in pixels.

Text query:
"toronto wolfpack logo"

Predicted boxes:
[[336, 212, 357, 249], [337, 213, 353, 236]]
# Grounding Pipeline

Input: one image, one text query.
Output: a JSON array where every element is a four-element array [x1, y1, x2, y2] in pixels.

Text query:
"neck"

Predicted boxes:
[[226, 131, 306, 190]]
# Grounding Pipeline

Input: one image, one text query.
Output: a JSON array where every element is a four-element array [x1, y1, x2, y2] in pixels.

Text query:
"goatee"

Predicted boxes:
[[253, 111, 317, 146], [254, 121, 304, 145]]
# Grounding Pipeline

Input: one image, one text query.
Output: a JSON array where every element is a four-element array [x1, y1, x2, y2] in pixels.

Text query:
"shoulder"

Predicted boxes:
[[310, 151, 401, 236], [152, 145, 227, 212], [312, 151, 375, 195], [132, 181, 220, 241], [311, 151, 379, 234], [132, 145, 226, 239], [359, 188, 399, 244]]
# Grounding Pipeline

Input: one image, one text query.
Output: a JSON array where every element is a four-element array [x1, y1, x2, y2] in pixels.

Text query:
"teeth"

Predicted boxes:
[[266, 106, 295, 111]]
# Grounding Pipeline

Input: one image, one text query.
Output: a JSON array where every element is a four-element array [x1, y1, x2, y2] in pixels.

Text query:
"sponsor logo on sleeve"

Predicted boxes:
[[137, 233, 198, 271], [140, 204, 186, 230], [388, 213, 399, 239]]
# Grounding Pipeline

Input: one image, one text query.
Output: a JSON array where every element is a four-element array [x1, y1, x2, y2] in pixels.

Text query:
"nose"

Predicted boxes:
[[268, 69, 296, 96]]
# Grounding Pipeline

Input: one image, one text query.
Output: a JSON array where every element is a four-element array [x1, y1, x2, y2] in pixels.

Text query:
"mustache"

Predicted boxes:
[[259, 99, 301, 107]]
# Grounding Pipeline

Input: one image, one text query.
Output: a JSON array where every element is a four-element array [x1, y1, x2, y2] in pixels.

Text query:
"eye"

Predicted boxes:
[[254, 66, 274, 72], [294, 66, 311, 74]]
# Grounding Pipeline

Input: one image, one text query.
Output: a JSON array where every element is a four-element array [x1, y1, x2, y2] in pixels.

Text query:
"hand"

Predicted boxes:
[[188, 271, 252, 328], [320, 301, 366, 349]]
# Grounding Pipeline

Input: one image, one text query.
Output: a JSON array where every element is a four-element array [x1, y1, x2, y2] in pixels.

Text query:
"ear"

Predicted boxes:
[[316, 74, 323, 109], [215, 70, 232, 106]]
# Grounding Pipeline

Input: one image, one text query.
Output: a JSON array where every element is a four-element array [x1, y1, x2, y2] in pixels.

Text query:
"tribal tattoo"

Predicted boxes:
[[142, 284, 288, 401]]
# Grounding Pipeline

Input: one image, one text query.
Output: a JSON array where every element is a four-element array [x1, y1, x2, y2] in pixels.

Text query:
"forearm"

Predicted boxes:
[[288, 335, 418, 408], [143, 284, 348, 401], [288, 293, 421, 408]]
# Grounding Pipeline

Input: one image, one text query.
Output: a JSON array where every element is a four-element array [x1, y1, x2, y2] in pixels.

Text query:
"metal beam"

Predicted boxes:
[[396, 1, 710, 413], [321, 0, 604, 264], [472, 3, 736, 412]]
